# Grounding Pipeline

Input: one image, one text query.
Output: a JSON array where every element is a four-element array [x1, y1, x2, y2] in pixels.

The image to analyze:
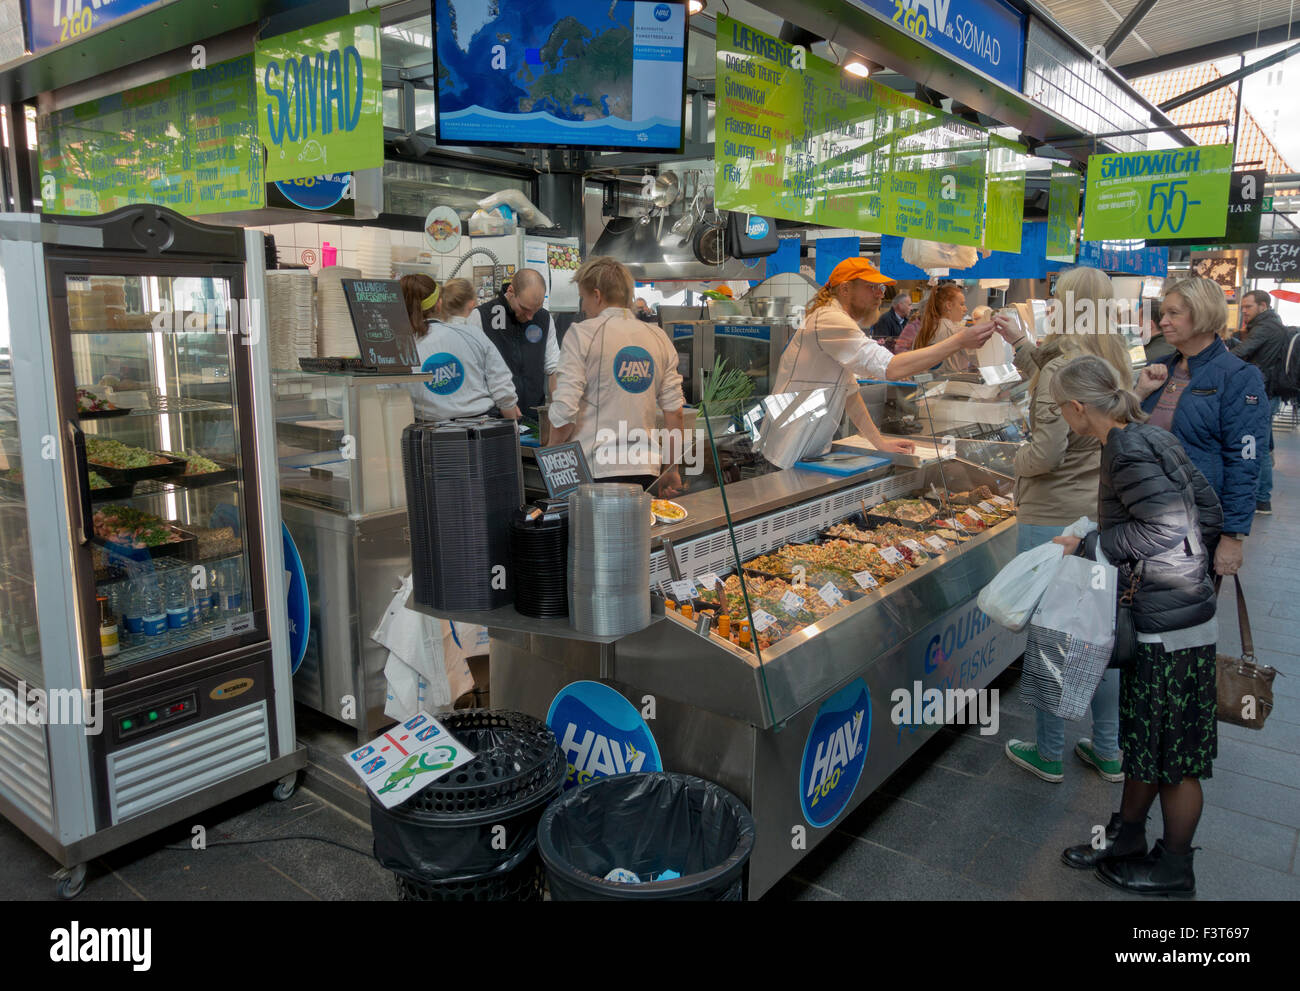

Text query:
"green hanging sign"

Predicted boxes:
[[1046, 165, 1081, 262], [256, 9, 384, 184], [984, 135, 1027, 254], [1083, 143, 1234, 242]]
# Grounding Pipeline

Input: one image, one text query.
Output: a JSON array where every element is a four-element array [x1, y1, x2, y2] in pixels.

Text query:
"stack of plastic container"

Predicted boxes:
[[568, 484, 651, 636]]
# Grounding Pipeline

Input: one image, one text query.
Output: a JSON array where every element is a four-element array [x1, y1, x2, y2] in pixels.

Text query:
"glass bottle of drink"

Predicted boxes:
[[122, 580, 145, 644], [97, 595, 120, 658]]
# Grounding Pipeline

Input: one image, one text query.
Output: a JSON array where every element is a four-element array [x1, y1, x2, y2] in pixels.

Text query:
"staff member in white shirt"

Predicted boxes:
[[547, 257, 686, 495], [401, 275, 521, 422], [764, 258, 995, 467]]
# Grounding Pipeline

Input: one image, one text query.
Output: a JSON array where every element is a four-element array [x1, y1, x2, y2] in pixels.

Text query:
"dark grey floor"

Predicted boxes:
[[2, 426, 1297, 901], [766, 424, 1300, 901]]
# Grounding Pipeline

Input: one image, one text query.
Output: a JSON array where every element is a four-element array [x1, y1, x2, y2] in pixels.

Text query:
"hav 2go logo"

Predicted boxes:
[[799, 679, 870, 828]]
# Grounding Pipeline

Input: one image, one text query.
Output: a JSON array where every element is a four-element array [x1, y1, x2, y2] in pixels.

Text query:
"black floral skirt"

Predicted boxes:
[[1119, 642, 1218, 783]]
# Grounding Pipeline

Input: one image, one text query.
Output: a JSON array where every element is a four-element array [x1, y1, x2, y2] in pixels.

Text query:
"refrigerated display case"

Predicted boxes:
[[413, 385, 1028, 897], [0, 208, 303, 897], [273, 368, 420, 738]]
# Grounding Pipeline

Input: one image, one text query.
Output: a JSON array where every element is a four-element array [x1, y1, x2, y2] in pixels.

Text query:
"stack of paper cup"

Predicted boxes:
[[317, 266, 362, 357]]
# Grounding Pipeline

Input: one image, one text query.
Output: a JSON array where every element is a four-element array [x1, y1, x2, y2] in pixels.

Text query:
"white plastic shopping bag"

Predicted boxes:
[[978, 542, 1064, 631], [1020, 554, 1117, 720]]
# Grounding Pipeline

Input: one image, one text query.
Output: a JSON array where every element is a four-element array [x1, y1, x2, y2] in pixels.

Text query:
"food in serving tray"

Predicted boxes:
[[716, 573, 846, 650], [651, 499, 687, 521], [870, 498, 938, 523], [163, 450, 226, 475], [87, 471, 111, 490], [92, 505, 183, 549], [76, 388, 120, 414], [186, 524, 242, 559], [85, 437, 170, 469]]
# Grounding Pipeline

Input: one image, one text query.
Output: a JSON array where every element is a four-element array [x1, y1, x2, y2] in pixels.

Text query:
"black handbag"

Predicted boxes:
[[1110, 562, 1142, 669]]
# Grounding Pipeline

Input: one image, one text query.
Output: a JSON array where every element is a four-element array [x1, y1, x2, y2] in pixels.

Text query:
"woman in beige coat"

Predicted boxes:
[[991, 267, 1135, 801]]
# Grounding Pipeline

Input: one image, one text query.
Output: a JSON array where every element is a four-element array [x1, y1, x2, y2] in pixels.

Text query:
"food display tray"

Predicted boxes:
[[89, 480, 136, 502], [77, 407, 132, 420], [92, 526, 197, 562], [163, 457, 239, 489], [87, 453, 188, 487]]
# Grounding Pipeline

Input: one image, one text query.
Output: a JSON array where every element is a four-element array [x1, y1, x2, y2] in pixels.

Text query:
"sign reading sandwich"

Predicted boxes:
[[1083, 143, 1233, 242], [256, 9, 384, 183]]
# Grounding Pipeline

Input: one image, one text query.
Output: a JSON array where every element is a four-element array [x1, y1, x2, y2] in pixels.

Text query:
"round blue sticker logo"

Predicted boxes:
[[547, 681, 662, 790], [612, 345, 655, 394], [746, 216, 770, 238], [800, 678, 870, 828], [422, 352, 465, 395], [654, 3, 672, 20], [524, 323, 544, 344], [273, 172, 351, 211]]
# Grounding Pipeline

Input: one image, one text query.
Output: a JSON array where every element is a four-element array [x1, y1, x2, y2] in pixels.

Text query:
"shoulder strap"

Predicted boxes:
[[1215, 574, 1254, 659]]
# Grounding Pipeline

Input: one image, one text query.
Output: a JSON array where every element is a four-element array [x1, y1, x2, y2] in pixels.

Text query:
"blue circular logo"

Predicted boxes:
[[273, 172, 351, 211], [746, 216, 770, 238], [547, 681, 662, 790], [612, 345, 655, 393], [654, 3, 671, 20], [799, 678, 870, 828], [422, 352, 465, 395], [525, 323, 544, 344]]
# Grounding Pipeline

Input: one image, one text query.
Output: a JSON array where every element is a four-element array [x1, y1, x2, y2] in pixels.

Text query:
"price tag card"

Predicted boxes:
[[697, 572, 721, 591], [977, 501, 998, 513], [963, 509, 984, 524], [817, 581, 844, 607], [853, 570, 879, 590], [878, 546, 905, 565], [780, 589, 807, 613], [991, 495, 1012, 507], [901, 539, 926, 554], [669, 579, 697, 602], [230, 614, 255, 635], [925, 536, 949, 552], [751, 609, 778, 633], [947, 517, 968, 531]]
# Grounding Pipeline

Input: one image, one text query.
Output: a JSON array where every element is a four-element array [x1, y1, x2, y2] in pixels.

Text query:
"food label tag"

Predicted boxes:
[[852, 570, 879, 589], [697, 572, 721, 591], [751, 609, 778, 633], [978, 501, 998, 513], [669, 579, 696, 602], [964, 509, 984, 524], [817, 581, 844, 607], [991, 495, 1012, 507], [878, 546, 905, 565], [902, 539, 925, 554], [779, 589, 806, 613], [230, 614, 255, 635], [947, 517, 968, 531], [925, 536, 949, 552]]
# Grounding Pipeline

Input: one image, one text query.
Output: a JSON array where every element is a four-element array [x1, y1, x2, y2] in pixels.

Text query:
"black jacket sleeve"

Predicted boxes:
[[1098, 443, 1189, 563], [1189, 461, 1224, 548]]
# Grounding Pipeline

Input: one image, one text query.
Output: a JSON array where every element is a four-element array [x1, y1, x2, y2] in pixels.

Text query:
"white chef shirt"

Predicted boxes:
[[762, 298, 894, 464], [549, 307, 685, 478], [465, 306, 560, 375], [408, 316, 518, 422]]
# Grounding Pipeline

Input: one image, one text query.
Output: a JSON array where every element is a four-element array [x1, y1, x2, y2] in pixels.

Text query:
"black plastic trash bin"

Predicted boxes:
[[369, 709, 565, 901], [537, 772, 756, 901]]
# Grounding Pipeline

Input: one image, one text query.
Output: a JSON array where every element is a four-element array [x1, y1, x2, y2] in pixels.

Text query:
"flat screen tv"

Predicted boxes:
[[431, 0, 688, 152]]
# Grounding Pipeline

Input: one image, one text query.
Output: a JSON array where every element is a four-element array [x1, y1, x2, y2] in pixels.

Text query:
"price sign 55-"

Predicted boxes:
[[1147, 180, 1201, 234]]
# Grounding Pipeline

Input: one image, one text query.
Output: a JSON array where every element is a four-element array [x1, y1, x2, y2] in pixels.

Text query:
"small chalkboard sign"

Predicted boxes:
[[536, 442, 592, 499], [1249, 240, 1300, 281], [340, 279, 421, 367]]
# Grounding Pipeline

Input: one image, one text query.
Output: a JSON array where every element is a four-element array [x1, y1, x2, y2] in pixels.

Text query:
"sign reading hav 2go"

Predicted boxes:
[[256, 9, 384, 183], [547, 681, 662, 791], [800, 678, 871, 828]]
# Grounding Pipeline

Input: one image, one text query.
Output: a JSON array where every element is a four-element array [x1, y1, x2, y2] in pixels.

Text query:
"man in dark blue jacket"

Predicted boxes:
[[1235, 290, 1290, 513]]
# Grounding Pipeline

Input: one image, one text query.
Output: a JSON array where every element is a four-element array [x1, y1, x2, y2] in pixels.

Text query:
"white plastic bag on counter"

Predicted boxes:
[[902, 238, 978, 272]]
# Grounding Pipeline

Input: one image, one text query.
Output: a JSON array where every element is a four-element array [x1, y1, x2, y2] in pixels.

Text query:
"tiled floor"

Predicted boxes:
[[767, 425, 1300, 901], [2, 426, 1296, 901]]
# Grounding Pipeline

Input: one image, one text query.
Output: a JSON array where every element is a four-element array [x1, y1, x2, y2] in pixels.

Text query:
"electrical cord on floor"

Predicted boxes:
[[161, 834, 373, 858]]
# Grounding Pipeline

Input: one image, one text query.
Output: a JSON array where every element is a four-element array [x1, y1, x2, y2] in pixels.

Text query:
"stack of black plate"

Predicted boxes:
[[404, 418, 522, 611], [509, 500, 569, 618]]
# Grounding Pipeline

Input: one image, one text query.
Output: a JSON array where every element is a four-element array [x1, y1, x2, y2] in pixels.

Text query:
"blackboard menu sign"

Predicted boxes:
[[341, 279, 420, 367], [536, 442, 592, 499], [1249, 240, 1300, 281]]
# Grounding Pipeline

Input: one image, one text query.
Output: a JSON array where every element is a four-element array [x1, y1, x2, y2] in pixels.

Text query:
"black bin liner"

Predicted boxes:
[[370, 710, 565, 881], [537, 772, 756, 901]]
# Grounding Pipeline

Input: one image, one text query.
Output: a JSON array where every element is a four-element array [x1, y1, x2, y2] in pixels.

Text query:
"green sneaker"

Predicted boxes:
[[1075, 739, 1125, 782], [1004, 740, 1063, 782]]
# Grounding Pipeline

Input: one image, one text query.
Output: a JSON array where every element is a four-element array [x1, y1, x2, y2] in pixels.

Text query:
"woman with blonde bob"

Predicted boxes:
[[991, 267, 1135, 786], [1048, 354, 1222, 897]]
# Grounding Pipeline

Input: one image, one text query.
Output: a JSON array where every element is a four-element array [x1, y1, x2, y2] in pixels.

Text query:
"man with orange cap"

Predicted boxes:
[[760, 258, 995, 466]]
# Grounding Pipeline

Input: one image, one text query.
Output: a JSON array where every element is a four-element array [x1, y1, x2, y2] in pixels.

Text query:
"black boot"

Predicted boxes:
[[1096, 839, 1196, 897], [1062, 813, 1147, 869]]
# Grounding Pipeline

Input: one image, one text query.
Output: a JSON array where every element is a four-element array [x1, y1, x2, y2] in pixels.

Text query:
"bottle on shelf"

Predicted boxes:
[[97, 595, 120, 658], [122, 580, 145, 644], [165, 574, 190, 643], [224, 561, 243, 614], [105, 583, 129, 648], [140, 580, 167, 643]]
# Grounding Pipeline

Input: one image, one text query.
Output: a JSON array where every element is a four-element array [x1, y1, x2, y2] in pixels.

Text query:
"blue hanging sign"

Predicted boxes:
[[24, 0, 167, 55]]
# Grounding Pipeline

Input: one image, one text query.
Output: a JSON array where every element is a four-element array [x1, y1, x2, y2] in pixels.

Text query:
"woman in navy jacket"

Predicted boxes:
[[1134, 276, 1270, 578]]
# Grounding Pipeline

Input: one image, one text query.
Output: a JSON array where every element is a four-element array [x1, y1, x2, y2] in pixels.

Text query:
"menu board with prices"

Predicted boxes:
[[984, 135, 1029, 254], [714, 15, 987, 247], [38, 56, 264, 217], [1045, 165, 1081, 262], [1083, 144, 1233, 242], [340, 280, 420, 367]]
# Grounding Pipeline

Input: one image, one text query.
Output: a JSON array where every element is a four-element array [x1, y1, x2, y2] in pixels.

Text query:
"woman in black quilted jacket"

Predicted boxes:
[[1048, 355, 1223, 897]]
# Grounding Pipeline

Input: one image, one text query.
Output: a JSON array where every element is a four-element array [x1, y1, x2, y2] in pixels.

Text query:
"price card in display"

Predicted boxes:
[[901, 539, 925, 555], [752, 610, 779, 633], [697, 572, 721, 591], [978, 502, 998, 514], [879, 546, 905, 565], [230, 615, 255, 635], [947, 518, 969, 531], [853, 570, 879, 590], [817, 581, 844, 607], [963, 509, 984, 524], [991, 496, 1012, 507], [780, 590, 807, 614], [669, 579, 697, 603], [925, 536, 949, 552]]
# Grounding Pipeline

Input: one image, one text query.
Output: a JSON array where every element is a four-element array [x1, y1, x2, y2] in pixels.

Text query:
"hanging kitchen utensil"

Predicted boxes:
[[650, 172, 681, 209], [693, 206, 728, 267]]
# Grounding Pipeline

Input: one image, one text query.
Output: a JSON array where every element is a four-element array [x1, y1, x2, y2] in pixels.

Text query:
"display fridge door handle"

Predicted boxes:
[[67, 421, 94, 545]]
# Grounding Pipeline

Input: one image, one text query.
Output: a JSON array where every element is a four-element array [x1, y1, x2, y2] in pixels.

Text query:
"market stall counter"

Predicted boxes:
[[411, 397, 1026, 898]]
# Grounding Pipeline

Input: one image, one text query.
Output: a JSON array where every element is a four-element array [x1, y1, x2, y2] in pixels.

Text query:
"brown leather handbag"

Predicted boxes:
[[1215, 576, 1280, 730]]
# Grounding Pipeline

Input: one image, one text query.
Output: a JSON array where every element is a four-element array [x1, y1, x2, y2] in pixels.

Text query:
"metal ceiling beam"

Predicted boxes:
[[1104, 0, 1161, 57], [1160, 39, 1300, 111], [1118, 20, 1300, 77]]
